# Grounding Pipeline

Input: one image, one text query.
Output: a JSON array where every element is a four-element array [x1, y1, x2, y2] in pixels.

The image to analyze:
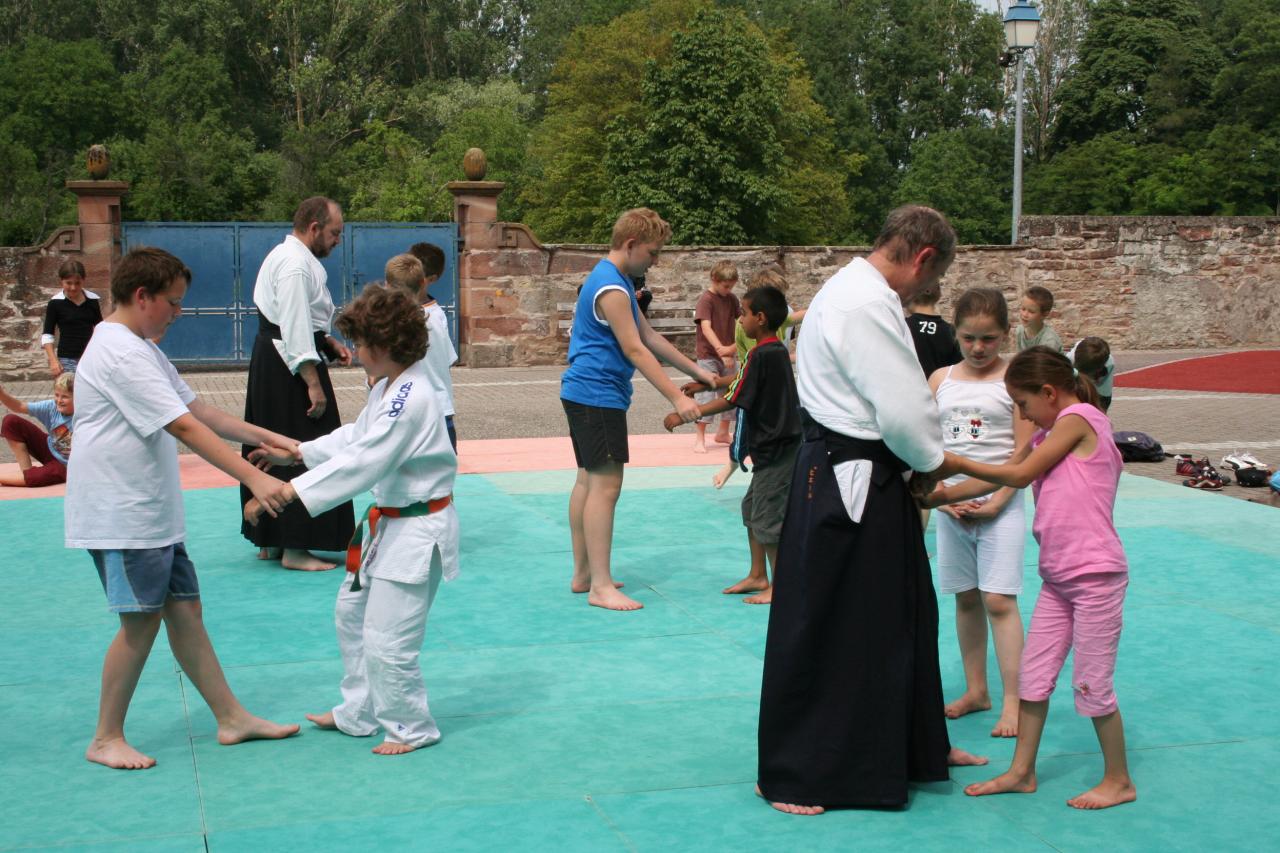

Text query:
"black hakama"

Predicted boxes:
[[240, 316, 354, 551], [757, 419, 951, 808]]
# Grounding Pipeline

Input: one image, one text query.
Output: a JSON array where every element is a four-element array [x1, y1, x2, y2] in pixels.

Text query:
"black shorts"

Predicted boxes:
[[561, 399, 629, 469]]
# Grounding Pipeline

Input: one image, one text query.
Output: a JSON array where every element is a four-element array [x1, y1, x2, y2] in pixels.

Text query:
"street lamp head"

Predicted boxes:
[[1004, 0, 1041, 52]]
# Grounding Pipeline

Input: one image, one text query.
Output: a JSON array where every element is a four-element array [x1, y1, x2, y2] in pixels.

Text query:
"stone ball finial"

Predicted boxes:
[[463, 147, 488, 181], [87, 144, 110, 179]]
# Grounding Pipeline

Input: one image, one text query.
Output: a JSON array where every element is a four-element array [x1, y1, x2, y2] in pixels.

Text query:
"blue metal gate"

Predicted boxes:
[[120, 221, 459, 365]]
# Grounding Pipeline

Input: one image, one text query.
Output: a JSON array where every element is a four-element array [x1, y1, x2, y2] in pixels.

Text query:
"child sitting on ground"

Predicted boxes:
[[386, 252, 460, 451], [1069, 336, 1115, 412], [906, 281, 962, 378], [0, 372, 75, 487], [1016, 285, 1063, 353], [246, 284, 459, 756], [408, 243, 459, 449], [712, 267, 805, 490], [67, 247, 300, 770], [929, 288, 1034, 738], [925, 346, 1136, 810], [693, 261, 742, 453], [668, 285, 801, 605]]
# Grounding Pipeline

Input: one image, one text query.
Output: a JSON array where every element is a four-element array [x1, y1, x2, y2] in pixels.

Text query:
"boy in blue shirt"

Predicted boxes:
[[0, 372, 75, 487], [560, 208, 714, 611]]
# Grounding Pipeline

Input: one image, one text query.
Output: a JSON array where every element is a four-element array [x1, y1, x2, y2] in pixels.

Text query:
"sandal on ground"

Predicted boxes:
[[1175, 455, 1208, 477], [1183, 474, 1224, 490]]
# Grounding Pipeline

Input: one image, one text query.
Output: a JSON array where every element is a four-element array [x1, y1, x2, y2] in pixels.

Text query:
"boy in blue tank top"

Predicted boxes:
[[560, 208, 714, 611]]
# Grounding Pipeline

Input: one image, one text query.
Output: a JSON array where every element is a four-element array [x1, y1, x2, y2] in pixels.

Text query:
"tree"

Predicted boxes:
[[1024, 132, 1144, 215], [895, 126, 1013, 244], [1020, 0, 1091, 162]]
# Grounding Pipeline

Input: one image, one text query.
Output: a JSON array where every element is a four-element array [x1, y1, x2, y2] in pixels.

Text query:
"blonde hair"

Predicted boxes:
[[54, 372, 75, 393], [610, 207, 672, 250], [710, 260, 739, 283], [749, 265, 788, 293], [384, 254, 426, 297]]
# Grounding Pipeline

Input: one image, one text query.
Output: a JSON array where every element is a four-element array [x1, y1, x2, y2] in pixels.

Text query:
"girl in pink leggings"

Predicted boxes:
[[925, 345, 1136, 811]]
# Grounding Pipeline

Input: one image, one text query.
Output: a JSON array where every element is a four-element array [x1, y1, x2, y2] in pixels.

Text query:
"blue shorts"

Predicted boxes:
[[90, 544, 201, 613]]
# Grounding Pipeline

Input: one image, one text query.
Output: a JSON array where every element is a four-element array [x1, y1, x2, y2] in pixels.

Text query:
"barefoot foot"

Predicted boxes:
[[755, 784, 823, 815], [965, 769, 1036, 797], [722, 576, 769, 595], [372, 740, 417, 755], [588, 586, 644, 611], [991, 712, 1019, 738], [257, 547, 282, 560], [693, 440, 707, 454], [944, 691, 992, 719], [281, 549, 336, 571], [305, 711, 337, 730], [217, 712, 300, 745], [1067, 778, 1137, 810], [744, 587, 773, 605], [86, 737, 156, 770], [948, 747, 989, 767], [571, 579, 624, 593], [712, 469, 734, 489]]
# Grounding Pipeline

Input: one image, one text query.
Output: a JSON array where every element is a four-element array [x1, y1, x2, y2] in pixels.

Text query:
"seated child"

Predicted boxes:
[[67, 247, 300, 770], [0, 372, 75, 487], [713, 266, 804, 490], [1016, 286, 1063, 353], [246, 284, 458, 755], [387, 252, 459, 451], [906, 281, 962, 378], [408, 243, 459, 449], [668, 285, 801, 604], [1069, 337, 1115, 412]]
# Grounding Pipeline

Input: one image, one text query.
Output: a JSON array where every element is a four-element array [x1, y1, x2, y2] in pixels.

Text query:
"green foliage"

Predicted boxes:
[[895, 126, 1013, 244]]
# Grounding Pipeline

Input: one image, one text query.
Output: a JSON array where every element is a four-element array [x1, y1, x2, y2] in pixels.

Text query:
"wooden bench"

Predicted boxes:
[[556, 301, 697, 340]]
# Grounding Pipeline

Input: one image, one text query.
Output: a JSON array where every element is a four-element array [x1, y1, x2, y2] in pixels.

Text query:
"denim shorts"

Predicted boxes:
[[90, 543, 201, 613]]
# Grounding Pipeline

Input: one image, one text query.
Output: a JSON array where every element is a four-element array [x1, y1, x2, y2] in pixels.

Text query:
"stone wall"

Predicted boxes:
[[457, 215, 1280, 367]]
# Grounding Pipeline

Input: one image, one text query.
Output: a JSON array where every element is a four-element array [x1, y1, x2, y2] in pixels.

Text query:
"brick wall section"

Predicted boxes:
[[459, 215, 1280, 367]]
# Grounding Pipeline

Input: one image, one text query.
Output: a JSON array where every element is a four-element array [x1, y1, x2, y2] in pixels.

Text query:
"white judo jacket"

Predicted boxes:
[[291, 358, 459, 584]]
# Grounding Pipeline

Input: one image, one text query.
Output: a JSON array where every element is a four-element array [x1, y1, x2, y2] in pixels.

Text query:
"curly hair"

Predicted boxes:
[[336, 284, 429, 366]]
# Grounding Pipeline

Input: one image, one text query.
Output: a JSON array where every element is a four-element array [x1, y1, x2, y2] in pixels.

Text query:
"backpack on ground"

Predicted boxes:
[[1113, 431, 1166, 462]]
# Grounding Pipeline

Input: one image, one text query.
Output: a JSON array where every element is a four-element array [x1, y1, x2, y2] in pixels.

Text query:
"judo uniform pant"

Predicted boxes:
[[331, 560, 442, 747]]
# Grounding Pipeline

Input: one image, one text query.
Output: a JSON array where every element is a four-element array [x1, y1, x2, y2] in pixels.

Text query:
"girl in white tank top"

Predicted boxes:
[[927, 288, 1035, 739]]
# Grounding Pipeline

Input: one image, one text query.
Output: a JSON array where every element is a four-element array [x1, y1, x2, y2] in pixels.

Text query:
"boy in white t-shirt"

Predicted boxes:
[[387, 251, 458, 450], [66, 247, 301, 770]]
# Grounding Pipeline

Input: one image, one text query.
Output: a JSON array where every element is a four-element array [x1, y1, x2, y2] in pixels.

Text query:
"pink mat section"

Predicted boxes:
[[0, 433, 728, 501]]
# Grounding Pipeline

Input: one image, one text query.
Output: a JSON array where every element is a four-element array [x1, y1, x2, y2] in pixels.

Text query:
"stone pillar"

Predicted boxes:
[[65, 180, 129, 303], [446, 180, 506, 365]]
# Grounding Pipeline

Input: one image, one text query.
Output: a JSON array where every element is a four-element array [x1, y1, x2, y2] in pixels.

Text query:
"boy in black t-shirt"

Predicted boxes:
[[667, 285, 800, 605], [905, 282, 961, 378]]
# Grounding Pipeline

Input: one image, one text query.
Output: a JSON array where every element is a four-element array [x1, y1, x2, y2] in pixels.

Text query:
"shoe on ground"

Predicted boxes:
[[1175, 455, 1208, 477]]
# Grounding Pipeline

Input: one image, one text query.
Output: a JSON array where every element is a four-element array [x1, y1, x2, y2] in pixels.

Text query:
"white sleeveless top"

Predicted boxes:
[[936, 365, 1018, 488]]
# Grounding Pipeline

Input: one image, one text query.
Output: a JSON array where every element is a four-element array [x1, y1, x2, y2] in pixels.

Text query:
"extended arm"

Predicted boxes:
[[638, 312, 716, 385], [165, 413, 289, 515], [952, 415, 1089, 489], [0, 383, 29, 415], [600, 290, 700, 422]]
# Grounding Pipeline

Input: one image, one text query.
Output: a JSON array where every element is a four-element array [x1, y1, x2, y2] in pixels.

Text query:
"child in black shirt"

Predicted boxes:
[[42, 259, 104, 377], [905, 282, 961, 378], [667, 285, 800, 605]]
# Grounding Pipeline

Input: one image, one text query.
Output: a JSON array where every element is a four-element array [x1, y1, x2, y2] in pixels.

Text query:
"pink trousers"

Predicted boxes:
[[1019, 572, 1128, 717]]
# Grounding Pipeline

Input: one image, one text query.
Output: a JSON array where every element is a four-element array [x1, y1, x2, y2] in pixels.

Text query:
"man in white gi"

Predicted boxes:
[[246, 285, 457, 754], [756, 206, 986, 814], [242, 196, 355, 571]]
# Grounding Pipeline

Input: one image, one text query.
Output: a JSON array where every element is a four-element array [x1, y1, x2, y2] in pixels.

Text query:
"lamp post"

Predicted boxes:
[[1004, 0, 1041, 244]]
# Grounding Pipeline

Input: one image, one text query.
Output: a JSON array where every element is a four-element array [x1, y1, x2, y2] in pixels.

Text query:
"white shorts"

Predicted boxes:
[[936, 491, 1027, 595]]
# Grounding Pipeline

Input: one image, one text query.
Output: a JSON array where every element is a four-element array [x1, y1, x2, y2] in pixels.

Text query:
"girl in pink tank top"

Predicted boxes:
[[925, 346, 1136, 811]]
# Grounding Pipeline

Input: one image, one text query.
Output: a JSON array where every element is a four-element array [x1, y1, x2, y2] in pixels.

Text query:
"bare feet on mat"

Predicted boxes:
[[588, 586, 644, 611], [1067, 779, 1136, 810], [944, 690, 992, 719], [693, 439, 707, 454], [86, 737, 156, 770], [373, 740, 416, 755], [714, 433, 733, 445], [281, 549, 336, 571], [217, 712, 300, 745], [744, 587, 773, 605], [305, 711, 337, 730], [991, 706, 1019, 738], [947, 747, 989, 766], [722, 576, 769, 595], [965, 768, 1035, 797], [755, 784, 824, 816], [257, 547, 282, 560], [571, 578, 623, 593]]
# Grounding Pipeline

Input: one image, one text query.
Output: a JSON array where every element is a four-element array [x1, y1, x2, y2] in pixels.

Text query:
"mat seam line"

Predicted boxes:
[[584, 794, 639, 853], [177, 670, 212, 844]]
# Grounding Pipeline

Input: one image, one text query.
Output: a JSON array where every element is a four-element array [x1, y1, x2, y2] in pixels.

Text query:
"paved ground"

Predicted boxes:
[[3, 348, 1277, 507]]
